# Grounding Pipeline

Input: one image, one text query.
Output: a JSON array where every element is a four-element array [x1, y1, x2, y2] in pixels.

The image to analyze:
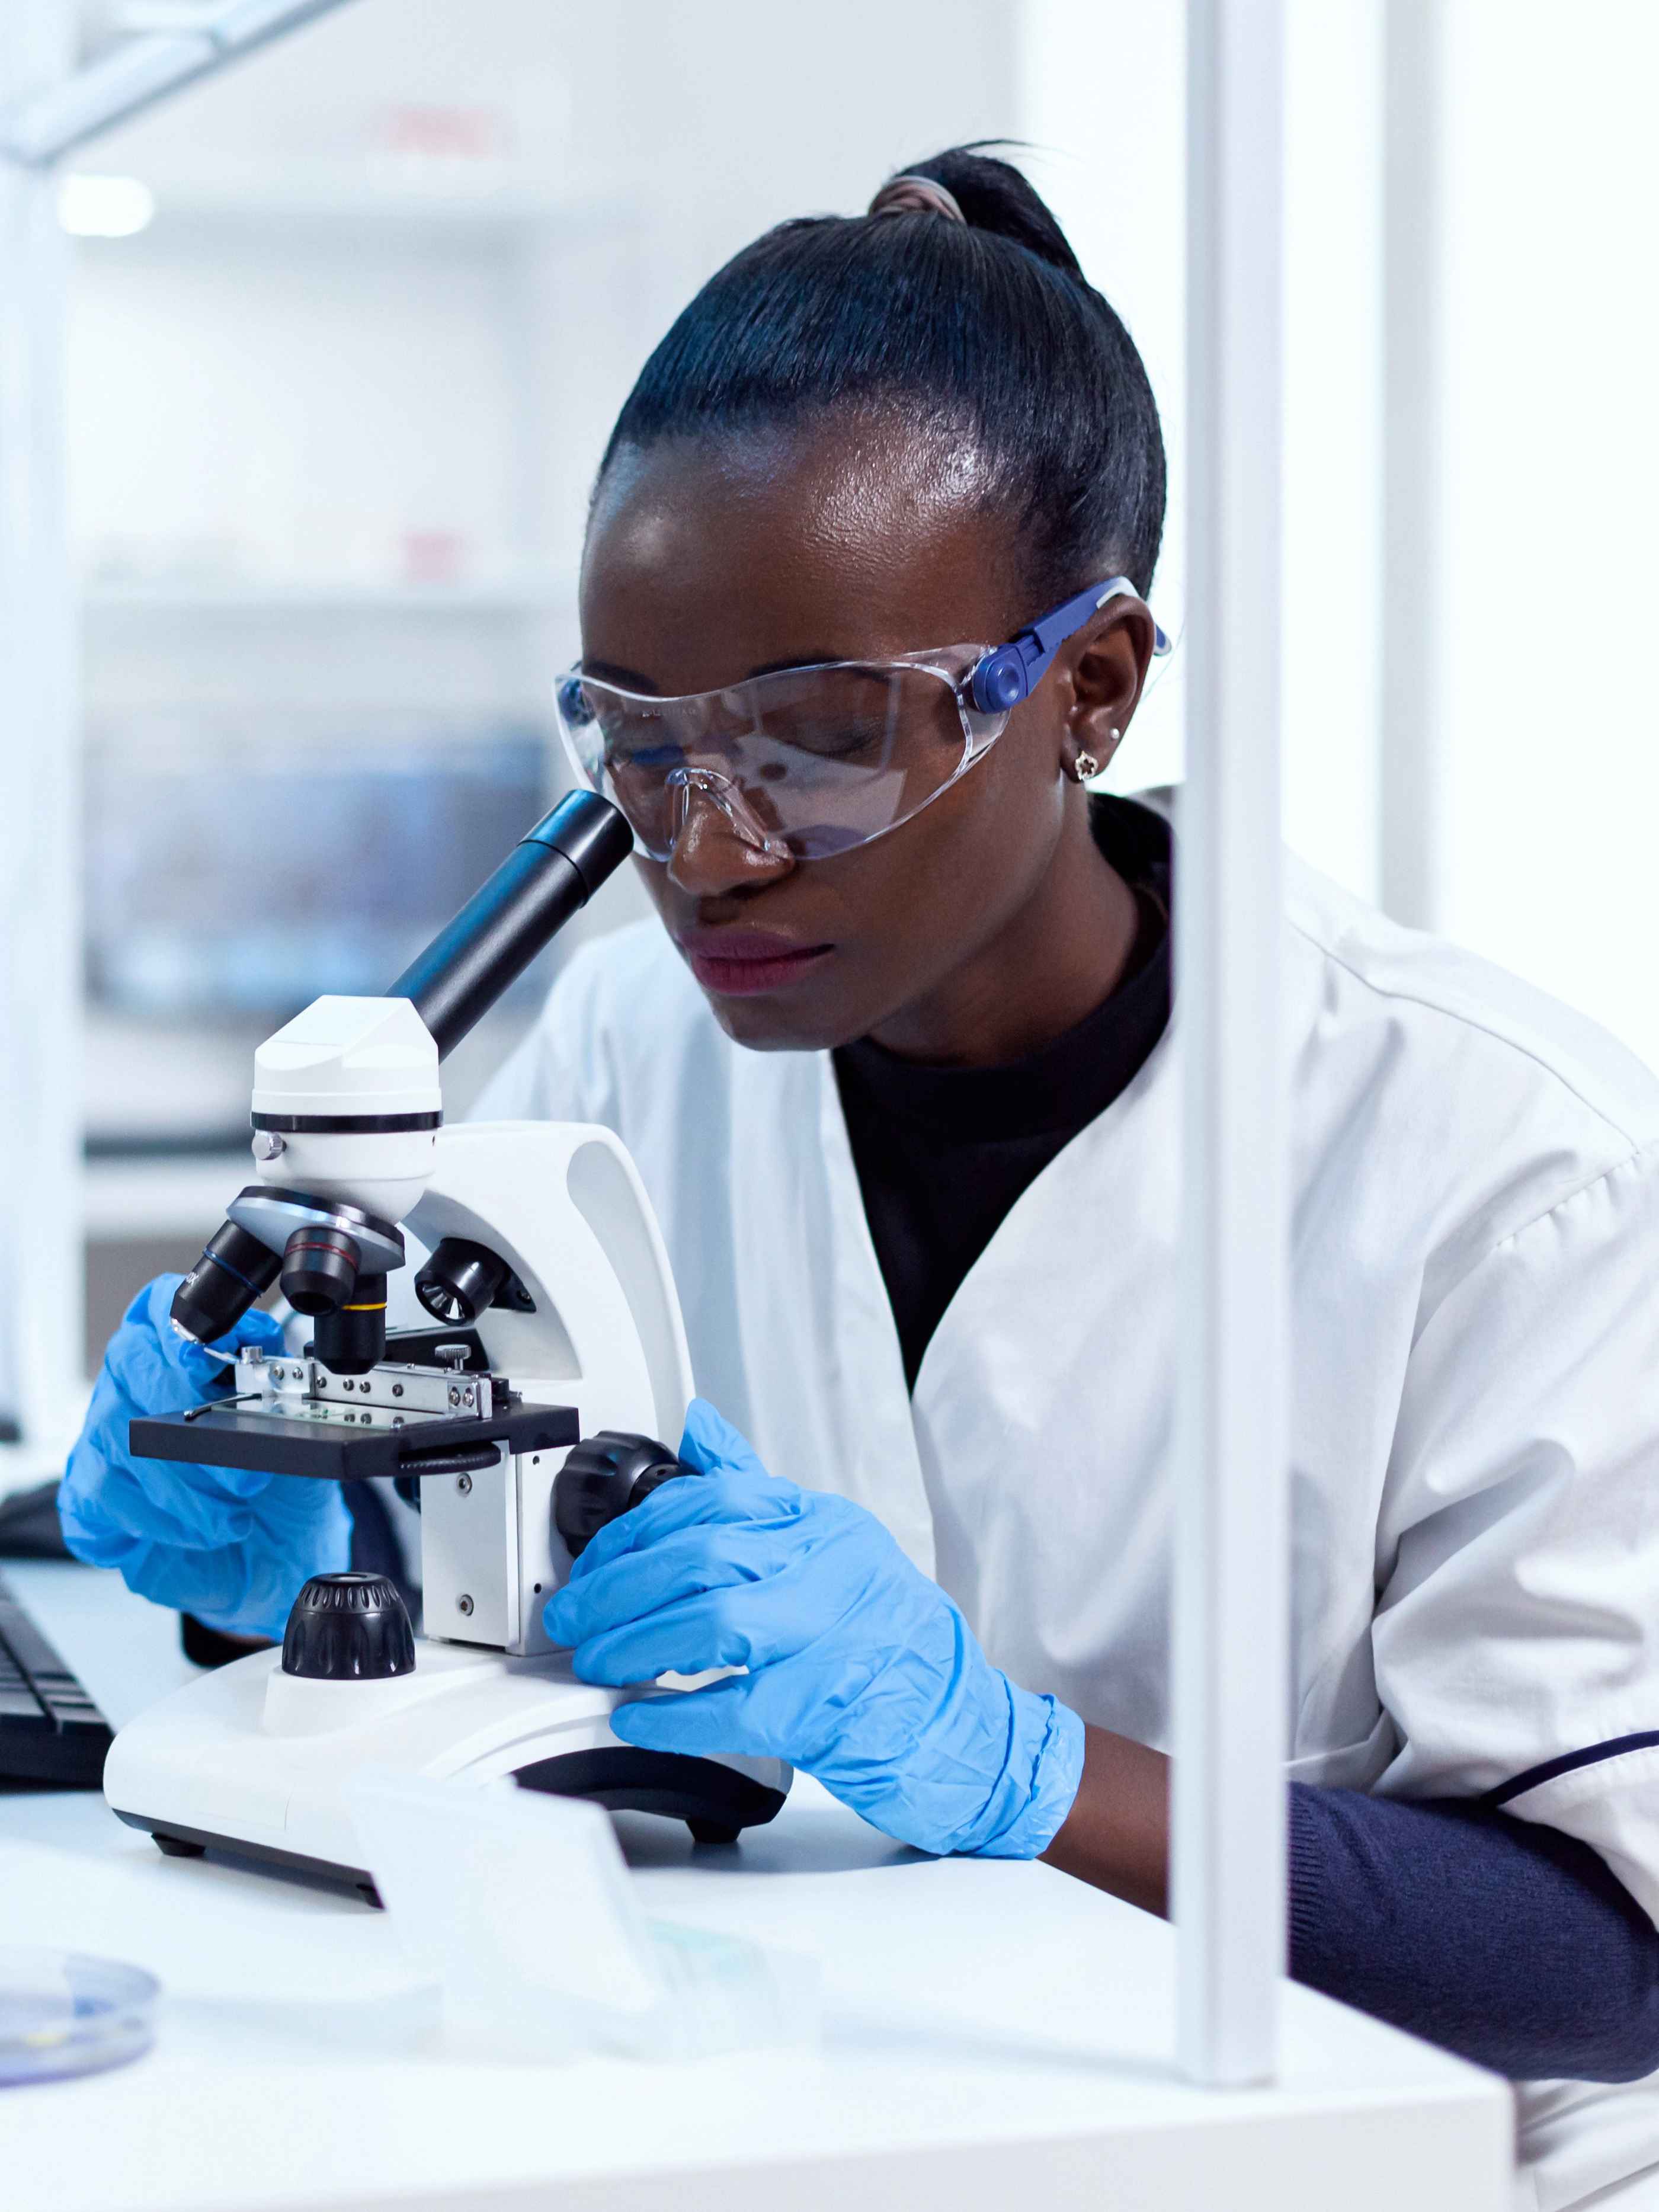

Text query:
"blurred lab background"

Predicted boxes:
[[1, 0, 1655, 1451]]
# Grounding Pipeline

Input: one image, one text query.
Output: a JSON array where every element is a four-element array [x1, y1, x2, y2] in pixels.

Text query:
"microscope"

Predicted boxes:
[[103, 792, 789, 1903]]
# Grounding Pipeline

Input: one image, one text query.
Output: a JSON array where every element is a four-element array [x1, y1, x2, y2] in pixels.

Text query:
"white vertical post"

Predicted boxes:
[[0, 3, 82, 1449], [1379, 0, 1443, 931], [1175, 0, 1289, 2086]]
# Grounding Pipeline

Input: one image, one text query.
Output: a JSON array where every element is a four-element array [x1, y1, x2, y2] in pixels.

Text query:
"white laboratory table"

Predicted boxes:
[[0, 1560, 1514, 2212]]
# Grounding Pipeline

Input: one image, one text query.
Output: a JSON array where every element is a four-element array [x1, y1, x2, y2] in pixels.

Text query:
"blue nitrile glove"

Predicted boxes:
[[59, 1275, 350, 1641], [546, 1398, 1085, 1858]]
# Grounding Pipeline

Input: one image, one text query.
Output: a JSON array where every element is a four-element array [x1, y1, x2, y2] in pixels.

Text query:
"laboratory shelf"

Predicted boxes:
[[75, 168, 638, 242], [82, 1153, 251, 1241], [82, 578, 568, 614]]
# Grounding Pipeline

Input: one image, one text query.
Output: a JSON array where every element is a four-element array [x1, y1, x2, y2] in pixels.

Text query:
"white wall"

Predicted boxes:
[[71, 235, 526, 595], [1437, 0, 1659, 1065], [1020, 0, 1387, 906], [1017, 0, 1187, 797], [1023, 0, 1659, 1084], [89, 0, 1021, 577], [1282, 0, 1383, 906]]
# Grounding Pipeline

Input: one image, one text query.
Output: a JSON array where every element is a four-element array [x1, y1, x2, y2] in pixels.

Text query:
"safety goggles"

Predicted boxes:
[[555, 577, 1170, 863]]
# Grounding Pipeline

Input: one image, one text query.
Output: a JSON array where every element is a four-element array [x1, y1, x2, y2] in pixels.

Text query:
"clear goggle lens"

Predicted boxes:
[[555, 656, 1004, 863]]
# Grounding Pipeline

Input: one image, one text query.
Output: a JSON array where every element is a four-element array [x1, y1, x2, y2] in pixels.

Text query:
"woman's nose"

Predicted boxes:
[[665, 775, 794, 897]]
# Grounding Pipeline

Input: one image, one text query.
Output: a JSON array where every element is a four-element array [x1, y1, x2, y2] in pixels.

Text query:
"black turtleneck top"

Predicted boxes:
[[834, 796, 1171, 1388]]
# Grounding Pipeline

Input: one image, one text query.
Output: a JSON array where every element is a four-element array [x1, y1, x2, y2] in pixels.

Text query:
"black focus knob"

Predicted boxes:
[[281, 1572, 415, 1680], [554, 1431, 696, 1560]]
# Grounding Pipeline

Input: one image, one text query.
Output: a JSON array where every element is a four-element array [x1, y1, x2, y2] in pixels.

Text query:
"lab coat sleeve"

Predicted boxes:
[[1373, 1140, 1659, 1927]]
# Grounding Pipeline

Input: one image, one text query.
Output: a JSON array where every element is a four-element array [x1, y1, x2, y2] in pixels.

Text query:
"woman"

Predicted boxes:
[[63, 149, 1659, 2201]]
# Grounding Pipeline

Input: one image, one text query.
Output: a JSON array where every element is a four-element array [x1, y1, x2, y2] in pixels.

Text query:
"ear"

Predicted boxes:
[[1059, 601, 1159, 776]]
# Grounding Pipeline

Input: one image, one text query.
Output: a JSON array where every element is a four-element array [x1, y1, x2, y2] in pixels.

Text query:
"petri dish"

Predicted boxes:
[[0, 1948, 158, 2085]]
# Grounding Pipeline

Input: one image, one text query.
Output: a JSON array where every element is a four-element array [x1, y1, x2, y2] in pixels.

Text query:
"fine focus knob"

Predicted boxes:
[[554, 1431, 696, 1560], [281, 1572, 415, 1680]]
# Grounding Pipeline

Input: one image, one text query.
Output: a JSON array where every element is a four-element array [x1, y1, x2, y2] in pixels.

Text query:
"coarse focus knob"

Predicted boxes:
[[554, 1431, 696, 1560], [281, 1572, 415, 1680]]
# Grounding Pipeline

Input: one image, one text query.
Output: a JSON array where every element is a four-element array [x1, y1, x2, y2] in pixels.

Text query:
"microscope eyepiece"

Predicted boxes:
[[388, 790, 632, 1060]]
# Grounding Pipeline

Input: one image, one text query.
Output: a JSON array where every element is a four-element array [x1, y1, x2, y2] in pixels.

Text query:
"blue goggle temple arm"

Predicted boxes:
[[968, 577, 1172, 716]]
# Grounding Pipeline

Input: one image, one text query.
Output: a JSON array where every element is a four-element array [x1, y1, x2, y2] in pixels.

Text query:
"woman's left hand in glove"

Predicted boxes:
[[545, 1398, 1084, 1859]]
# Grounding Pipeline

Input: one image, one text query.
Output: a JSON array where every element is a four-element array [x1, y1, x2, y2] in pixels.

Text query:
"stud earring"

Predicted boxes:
[[1068, 729, 1120, 784]]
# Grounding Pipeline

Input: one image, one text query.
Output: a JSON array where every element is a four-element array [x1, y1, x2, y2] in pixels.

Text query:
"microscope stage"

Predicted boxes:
[[130, 1399, 579, 1483]]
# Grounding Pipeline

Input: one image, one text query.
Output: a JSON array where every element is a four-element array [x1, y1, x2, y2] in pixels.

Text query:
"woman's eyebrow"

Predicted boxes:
[[580, 658, 660, 691], [583, 651, 850, 691], [743, 652, 845, 679]]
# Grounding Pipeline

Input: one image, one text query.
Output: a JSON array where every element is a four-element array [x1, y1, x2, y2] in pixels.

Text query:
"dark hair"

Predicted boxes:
[[597, 145, 1166, 604]]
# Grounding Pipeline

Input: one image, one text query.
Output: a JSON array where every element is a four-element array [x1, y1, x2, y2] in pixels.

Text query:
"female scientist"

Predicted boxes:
[[62, 150, 1659, 2159]]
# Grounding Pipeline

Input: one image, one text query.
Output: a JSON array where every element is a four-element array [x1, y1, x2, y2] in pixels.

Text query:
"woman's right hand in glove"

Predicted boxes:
[[59, 1275, 349, 1642]]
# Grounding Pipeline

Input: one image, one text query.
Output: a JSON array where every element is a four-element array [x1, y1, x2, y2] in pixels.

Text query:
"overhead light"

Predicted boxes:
[[58, 174, 156, 239]]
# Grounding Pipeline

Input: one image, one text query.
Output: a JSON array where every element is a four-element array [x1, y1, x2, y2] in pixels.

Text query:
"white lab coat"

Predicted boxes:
[[478, 797, 1659, 2212]]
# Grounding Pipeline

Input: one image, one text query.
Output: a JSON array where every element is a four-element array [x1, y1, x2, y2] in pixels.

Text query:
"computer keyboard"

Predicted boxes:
[[0, 1571, 113, 1785]]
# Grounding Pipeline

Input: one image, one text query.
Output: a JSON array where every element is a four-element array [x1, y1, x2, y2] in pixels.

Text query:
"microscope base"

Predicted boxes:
[[104, 1639, 789, 1903]]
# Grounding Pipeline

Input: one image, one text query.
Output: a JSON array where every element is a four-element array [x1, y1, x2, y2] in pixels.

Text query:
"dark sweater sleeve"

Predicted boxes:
[[1289, 1783, 1659, 2081]]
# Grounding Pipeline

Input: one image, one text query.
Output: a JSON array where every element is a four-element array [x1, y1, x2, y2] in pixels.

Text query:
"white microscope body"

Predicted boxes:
[[103, 797, 789, 1899]]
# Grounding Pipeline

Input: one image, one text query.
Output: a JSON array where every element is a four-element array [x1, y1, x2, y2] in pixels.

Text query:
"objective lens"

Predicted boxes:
[[171, 1221, 281, 1344], [414, 1238, 508, 1327], [280, 1227, 360, 1317], [312, 1275, 387, 1375]]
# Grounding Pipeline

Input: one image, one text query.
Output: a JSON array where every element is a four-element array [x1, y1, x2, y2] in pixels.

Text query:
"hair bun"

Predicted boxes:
[[867, 174, 966, 226], [881, 144, 1087, 285]]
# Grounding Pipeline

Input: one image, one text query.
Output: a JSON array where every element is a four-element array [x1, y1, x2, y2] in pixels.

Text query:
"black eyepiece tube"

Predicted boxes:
[[387, 791, 632, 1059]]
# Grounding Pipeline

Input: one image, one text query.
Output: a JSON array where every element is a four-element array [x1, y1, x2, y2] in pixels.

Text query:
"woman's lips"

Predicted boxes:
[[678, 930, 835, 997]]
